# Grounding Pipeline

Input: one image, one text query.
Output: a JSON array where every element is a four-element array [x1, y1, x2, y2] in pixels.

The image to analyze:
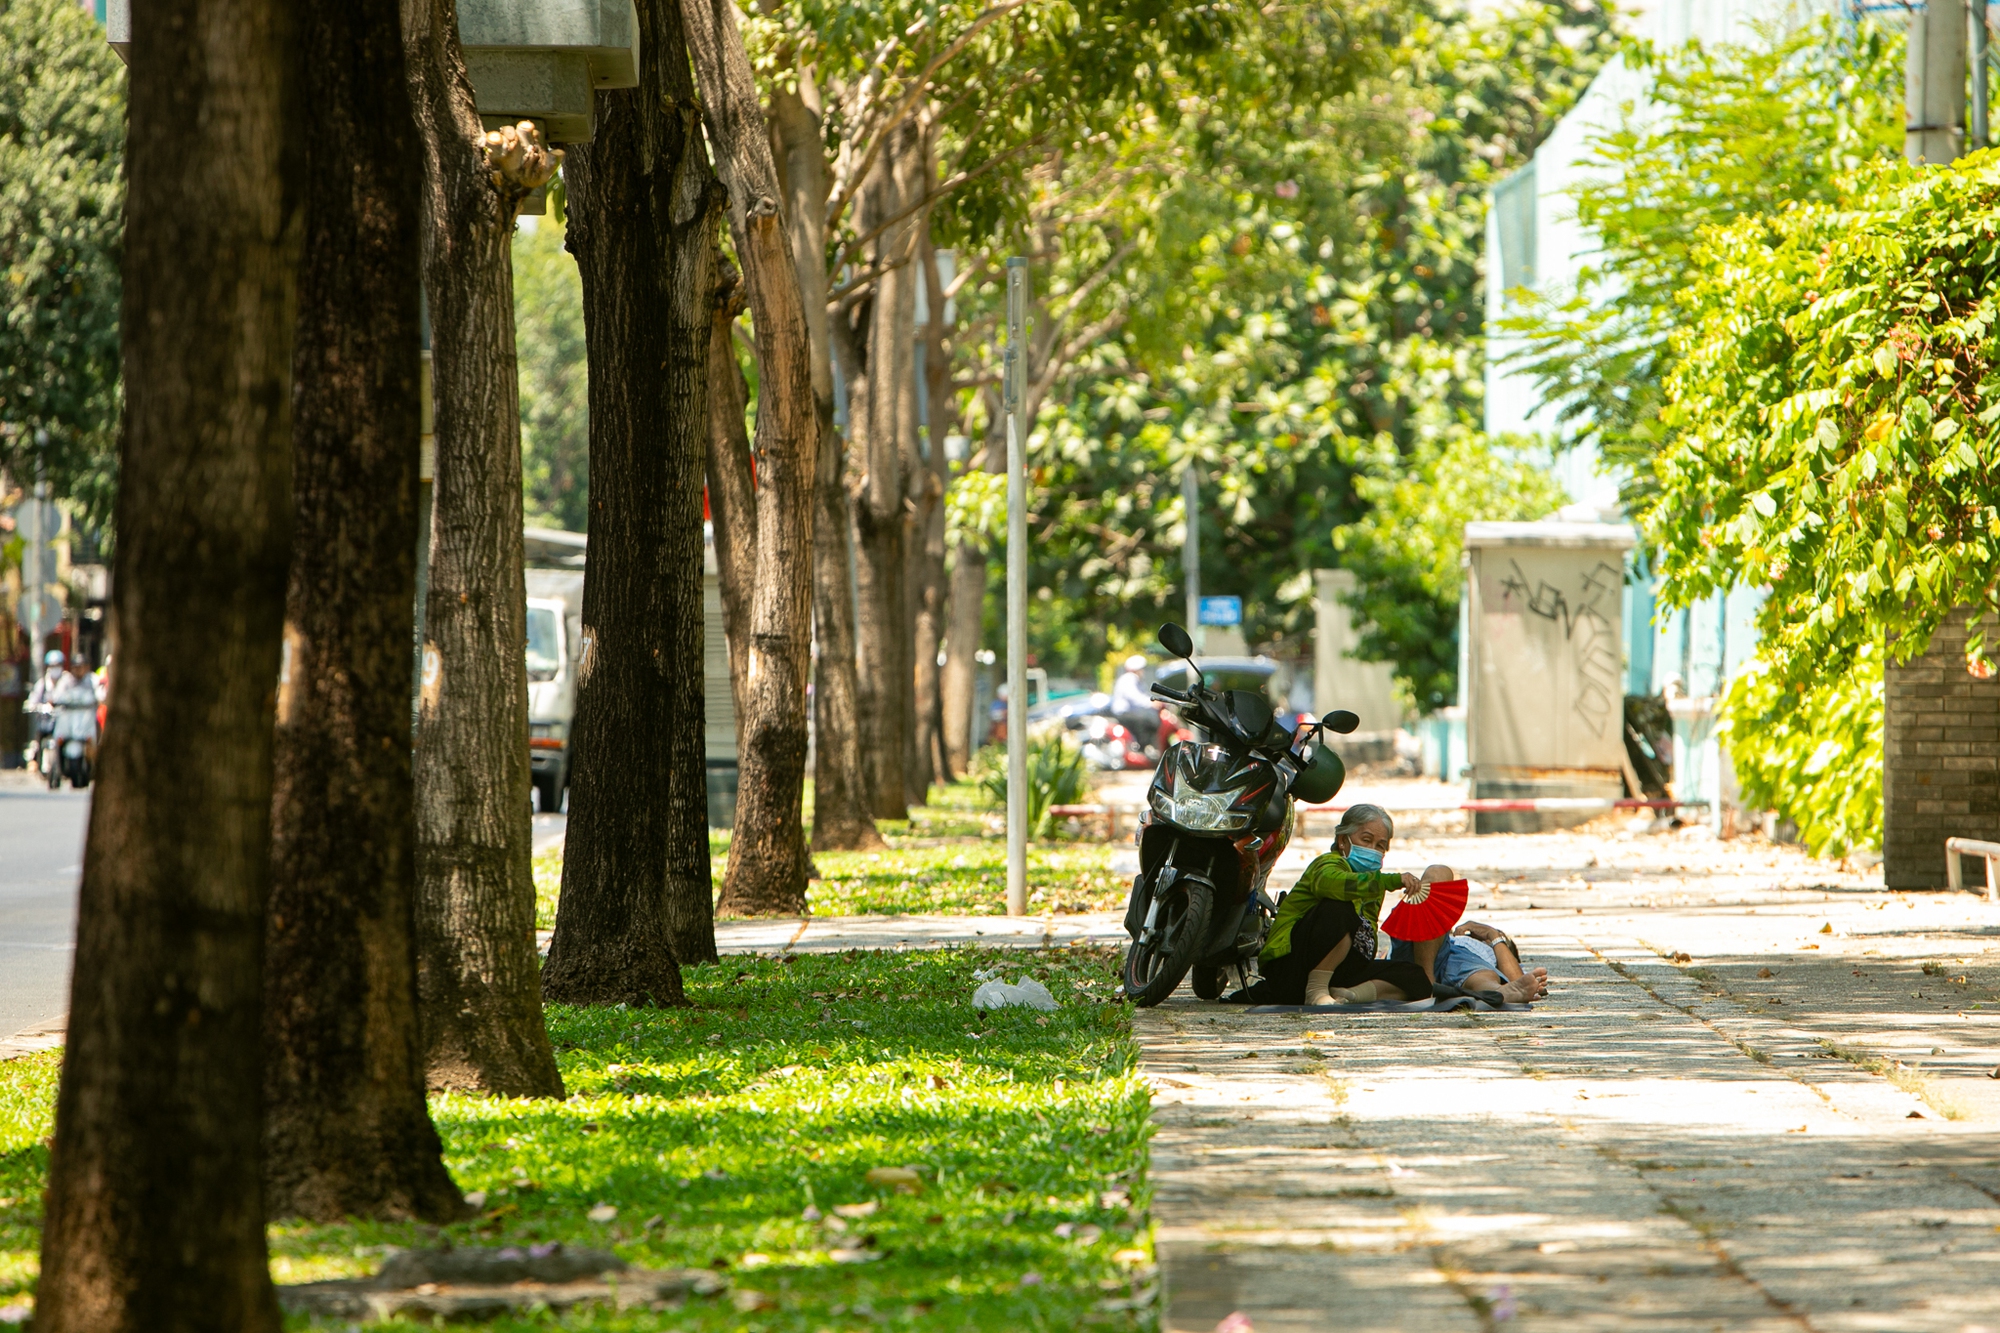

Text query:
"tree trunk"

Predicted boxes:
[[942, 392, 1003, 770], [542, 0, 722, 1002], [941, 526, 988, 769], [263, 0, 463, 1223], [705, 263, 754, 732], [846, 121, 924, 822], [912, 216, 958, 787], [773, 82, 882, 854], [34, 0, 298, 1325], [403, 0, 564, 1096], [681, 0, 820, 918]]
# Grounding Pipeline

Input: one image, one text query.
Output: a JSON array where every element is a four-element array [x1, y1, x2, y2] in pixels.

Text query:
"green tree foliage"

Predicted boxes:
[[994, 0, 1614, 696], [512, 211, 589, 533], [1501, 17, 1901, 504], [0, 0, 124, 522], [1719, 646, 1883, 857], [1334, 432, 1569, 709], [1652, 157, 2000, 686]]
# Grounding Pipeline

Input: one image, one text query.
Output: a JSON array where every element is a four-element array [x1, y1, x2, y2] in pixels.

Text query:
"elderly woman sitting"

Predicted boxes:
[[1226, 803, 1452, 1007]]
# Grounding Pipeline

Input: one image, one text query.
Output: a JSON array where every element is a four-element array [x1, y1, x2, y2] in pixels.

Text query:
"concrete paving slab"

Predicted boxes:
[[1143, 825, 2000, 1333]]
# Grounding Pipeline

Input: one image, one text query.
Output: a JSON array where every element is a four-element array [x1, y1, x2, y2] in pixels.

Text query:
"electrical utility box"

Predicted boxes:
[[1462, 520, 1635, 832]]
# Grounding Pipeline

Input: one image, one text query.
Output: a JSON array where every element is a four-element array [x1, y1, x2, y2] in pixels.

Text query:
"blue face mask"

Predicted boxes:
[[1344, 844, 1384, 873]]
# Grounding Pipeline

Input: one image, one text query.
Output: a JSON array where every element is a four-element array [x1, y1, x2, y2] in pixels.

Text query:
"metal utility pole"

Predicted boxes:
[[1908, 0, 1968, 164], [1004, 257, 1029, 917], [1975, 0, 1991, 148], [1182, 465, 1200, 650]]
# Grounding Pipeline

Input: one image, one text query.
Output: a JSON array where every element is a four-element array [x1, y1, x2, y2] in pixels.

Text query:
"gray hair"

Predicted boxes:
[[1334, 803, 1394, 841]]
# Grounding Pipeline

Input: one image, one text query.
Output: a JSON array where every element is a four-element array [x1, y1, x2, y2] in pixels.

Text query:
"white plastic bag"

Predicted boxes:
[[972, 976, 1058, 1011]]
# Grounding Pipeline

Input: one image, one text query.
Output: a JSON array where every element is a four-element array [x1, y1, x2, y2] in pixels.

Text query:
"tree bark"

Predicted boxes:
[[34, 0, 299, 1325], [263, 0, 463, 1222], [403, 0, 564, 1096], [682, 0, 821, 917], [845, 120, 924, 822], [705, 263, 754, 732], [912, 215, 958, 788], [772, 81, 882, 853], [941, 438, 998, 771], [542, 0, 721, 1002]]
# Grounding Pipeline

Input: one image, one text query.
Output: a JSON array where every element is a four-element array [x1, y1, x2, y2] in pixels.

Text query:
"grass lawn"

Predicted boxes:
[[533, 782, 1131, 930], [0, 945, 1156, 1331]]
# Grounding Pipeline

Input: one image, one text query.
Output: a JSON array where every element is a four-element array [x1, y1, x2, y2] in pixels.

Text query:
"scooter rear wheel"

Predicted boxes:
[[1123, 880, 1213, 1007]]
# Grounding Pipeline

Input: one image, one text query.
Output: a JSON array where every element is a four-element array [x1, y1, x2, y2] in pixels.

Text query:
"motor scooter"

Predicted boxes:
[[27, 704, 59, 790], [1121, 623, 1356, 1006]]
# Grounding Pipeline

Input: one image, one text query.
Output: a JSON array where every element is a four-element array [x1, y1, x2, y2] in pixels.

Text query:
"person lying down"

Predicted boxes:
[[1223, 803, 1550, 1008]]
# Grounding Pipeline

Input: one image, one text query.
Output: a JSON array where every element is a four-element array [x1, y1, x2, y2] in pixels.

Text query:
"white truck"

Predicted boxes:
[[521, 526, 737, 820]]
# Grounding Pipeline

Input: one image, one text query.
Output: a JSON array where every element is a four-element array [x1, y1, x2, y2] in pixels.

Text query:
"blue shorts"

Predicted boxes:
[[1388, 935, 1503, 988]]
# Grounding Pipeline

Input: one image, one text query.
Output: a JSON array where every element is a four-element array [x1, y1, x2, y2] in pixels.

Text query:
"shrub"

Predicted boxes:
[[1720, 646, 1882, 857], [978, 735, 1091, 838]]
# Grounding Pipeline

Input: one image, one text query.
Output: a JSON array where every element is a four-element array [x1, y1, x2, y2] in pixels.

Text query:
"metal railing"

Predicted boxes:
[[1945, 838, 2000, 903]]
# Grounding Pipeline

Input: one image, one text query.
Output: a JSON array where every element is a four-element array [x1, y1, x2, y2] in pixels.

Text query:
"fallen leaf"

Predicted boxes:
[[822, 1214, 849, 1233], [1757, 968, 1774, 979], [462, 1190, 487, 1209], [830, 1247, 882, 1264], [731, 1289, 778, 1312], [833, 1201, 878, 1219], [1073, 1224, 1104, 1245], [865, 1166, 924, 1193], [1786, 1125, 1808, 1133], [930, 1074, 951, 1089], [1112, 1248, 1151, 1266], [738, 1252, 774, 1269], [586, 1203, 618, 1223], [1907, 1110, 1925, 1119], [1671, 952, 1692, 964], [1818, 922, 1833, 934]]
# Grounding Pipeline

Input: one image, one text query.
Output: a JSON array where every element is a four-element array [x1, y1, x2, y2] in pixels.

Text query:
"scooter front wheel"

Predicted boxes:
[[1123, 879, 1213, 1007]]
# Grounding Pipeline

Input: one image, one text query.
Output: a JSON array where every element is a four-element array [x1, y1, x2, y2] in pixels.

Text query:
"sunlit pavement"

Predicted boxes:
[[0, 771, 87, 1055], [1143, 824, 2000, 1333]]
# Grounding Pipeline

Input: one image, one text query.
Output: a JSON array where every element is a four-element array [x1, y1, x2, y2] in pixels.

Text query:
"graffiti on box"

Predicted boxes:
[[1496, 559, 1624, 739]]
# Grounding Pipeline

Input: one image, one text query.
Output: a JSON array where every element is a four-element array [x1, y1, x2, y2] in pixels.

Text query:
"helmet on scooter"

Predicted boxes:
[[1290, 741, 1346, 805], [43, 650, 65, 668]]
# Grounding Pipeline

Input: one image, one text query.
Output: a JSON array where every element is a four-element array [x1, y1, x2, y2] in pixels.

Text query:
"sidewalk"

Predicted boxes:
[[1143, 826, 2000, 1333]]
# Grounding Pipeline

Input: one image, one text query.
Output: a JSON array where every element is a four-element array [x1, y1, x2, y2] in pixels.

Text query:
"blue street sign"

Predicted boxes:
[[1198, 595, 1242, 627]]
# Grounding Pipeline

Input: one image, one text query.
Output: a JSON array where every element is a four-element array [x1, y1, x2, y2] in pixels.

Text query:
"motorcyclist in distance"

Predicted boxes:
[[25, 649, 66, 711], [50, 654, 103, 767], [1110, 653, 1162, 753]]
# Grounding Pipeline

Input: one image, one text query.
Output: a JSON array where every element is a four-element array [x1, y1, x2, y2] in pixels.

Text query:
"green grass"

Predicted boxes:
[[0, 946, 1157, 1330], [534, 782, 1127, 929], [805, 843, 1124, 918]]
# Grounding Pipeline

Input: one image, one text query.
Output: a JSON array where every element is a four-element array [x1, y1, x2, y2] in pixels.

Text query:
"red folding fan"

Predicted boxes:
[[1381, 879, 1470, 942]]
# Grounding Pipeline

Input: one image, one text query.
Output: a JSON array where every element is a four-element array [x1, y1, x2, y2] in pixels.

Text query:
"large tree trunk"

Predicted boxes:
[[33, 0, 299, 1325], [681, 0, 820, 917], [263, 0, 463, 1222], [774, 83, 882, 854], [912, 216, 958, 788], [403, 0, 564, 1097], [542, 0, 721, 1001], [846, 121, 924, 822]]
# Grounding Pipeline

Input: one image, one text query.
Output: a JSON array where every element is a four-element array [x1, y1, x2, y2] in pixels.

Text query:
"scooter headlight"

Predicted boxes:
[[1150, 771, 1252, 832]]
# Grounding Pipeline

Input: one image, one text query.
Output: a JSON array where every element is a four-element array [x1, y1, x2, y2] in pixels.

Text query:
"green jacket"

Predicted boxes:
[[1261, 849, 1402, 961]]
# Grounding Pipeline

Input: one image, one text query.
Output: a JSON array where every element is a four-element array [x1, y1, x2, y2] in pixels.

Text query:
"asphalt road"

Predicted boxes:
[[0, 775, 88, 1044]]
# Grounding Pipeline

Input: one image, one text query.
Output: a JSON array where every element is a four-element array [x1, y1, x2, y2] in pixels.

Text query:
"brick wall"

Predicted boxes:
[[1883, 612, 2000, 889]]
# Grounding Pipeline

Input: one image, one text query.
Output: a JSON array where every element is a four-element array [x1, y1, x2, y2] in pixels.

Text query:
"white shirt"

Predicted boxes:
[[48, 673, 100, 741], [1110, 670, 1153, 714]]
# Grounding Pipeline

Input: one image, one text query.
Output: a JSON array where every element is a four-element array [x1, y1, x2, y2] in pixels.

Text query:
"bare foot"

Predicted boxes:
[[1498, 968, 1549, 1004], [1326, 987, 1361, 1004]]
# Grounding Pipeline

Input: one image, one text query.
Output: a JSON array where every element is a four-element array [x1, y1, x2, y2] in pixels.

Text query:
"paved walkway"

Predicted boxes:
[[1143, 826, 2000, 1333]]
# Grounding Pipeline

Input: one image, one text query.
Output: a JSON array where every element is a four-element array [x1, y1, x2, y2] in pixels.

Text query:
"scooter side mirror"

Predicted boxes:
[[1324, 709, 1360, 735], [1158, 622, 1194, 661]]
